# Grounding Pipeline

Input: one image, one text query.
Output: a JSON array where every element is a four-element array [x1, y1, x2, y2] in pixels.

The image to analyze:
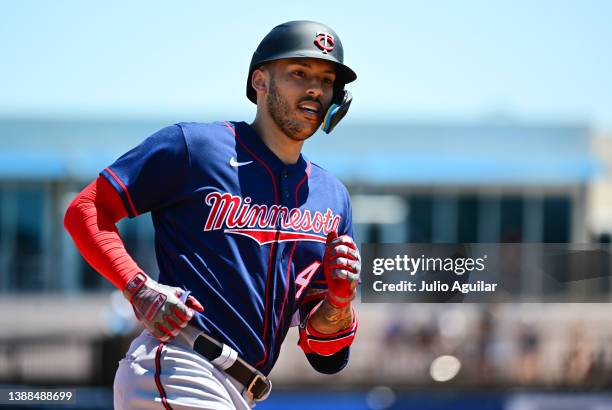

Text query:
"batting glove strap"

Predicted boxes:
[[325, 292, 355, 309], [298, 308, 358, 356]]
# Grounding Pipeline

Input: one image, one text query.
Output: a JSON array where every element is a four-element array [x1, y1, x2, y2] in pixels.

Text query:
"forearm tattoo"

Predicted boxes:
[[309, 298, 354, 334]]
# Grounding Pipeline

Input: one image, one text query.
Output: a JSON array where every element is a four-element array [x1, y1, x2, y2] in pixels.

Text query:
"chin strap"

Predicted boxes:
[[321, 90, 353, 134]]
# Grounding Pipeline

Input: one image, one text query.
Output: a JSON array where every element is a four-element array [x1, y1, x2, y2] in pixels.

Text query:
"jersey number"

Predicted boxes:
[[295, 261, 322, 299]]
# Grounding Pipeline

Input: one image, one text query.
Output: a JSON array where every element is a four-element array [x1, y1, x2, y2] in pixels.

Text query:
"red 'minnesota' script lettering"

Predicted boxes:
[[204, 192, 341, 234]]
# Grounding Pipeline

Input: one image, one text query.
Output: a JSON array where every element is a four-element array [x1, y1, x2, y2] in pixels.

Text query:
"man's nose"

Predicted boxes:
[[306, 79, 324, 98]]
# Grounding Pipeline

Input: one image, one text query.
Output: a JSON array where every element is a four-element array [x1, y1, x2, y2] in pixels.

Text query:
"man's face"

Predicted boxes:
[[263, 58, 336, 141]]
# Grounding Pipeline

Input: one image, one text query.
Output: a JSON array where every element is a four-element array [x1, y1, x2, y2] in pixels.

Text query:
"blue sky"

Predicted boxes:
[[1, 0, 611, 131]]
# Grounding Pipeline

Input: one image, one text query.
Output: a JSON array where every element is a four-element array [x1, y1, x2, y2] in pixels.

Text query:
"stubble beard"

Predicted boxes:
[[267, 78, 318, 142]]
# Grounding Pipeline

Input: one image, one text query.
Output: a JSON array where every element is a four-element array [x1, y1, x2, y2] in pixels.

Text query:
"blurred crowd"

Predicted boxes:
[[368, 303, 612, 388]]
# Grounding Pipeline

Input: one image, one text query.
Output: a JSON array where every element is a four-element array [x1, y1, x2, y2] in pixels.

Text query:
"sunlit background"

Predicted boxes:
[[2, 1, 612, 409]]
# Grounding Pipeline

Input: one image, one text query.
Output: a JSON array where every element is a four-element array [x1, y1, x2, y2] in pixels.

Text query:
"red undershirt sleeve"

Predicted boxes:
[[63, 175, 143, 291]]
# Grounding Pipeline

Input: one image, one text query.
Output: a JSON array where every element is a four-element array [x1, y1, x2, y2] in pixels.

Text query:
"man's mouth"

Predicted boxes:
[[298, 102, 322, 119]]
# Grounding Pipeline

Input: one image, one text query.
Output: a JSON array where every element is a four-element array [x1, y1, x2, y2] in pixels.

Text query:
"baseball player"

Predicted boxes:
[[64, 20, 360, 409]]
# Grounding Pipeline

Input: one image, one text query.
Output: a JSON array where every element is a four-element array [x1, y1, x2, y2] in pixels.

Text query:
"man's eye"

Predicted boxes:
[[293, 70, 305, 77], [323, 78, 334, 85]]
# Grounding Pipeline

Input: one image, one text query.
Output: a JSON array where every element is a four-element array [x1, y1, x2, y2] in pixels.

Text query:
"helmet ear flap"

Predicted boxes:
[[321, 90, 352, 134]]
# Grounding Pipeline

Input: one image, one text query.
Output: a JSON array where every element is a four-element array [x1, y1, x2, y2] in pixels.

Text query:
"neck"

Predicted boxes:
[[250, 112, 304, 165]]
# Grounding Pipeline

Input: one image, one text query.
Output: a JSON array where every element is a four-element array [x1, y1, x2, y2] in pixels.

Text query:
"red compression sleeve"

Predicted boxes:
[[63, 175, 143, 291]]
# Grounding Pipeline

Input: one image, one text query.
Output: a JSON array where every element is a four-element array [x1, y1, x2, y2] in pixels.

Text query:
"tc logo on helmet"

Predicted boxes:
[[314, 32, 335, 53]]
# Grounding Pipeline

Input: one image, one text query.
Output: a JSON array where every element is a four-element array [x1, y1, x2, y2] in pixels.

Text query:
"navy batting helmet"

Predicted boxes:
[[246, 20, 357, 133]]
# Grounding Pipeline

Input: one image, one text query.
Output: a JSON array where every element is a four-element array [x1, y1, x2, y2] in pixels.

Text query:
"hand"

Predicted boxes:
[[123, 273, 204, 342], [323, 231, 361, 308]]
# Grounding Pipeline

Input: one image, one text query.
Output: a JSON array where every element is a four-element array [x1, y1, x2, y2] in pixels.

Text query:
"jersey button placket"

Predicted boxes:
[[280, 169, 290, 204], [280, 169, 291, 260]]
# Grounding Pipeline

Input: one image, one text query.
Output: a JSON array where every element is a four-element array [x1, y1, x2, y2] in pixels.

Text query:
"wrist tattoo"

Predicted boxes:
[[320, 299, 353, 330]]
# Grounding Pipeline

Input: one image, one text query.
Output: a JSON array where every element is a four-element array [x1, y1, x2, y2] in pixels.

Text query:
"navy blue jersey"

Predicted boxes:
[[100, 121, 353, 374]]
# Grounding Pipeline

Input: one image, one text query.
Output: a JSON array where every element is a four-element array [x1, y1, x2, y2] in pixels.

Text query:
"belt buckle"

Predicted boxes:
[[247, 373, 272, 402]]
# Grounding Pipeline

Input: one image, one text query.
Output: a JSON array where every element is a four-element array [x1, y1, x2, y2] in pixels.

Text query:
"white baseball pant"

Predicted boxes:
[[113, 325, 255, 410]]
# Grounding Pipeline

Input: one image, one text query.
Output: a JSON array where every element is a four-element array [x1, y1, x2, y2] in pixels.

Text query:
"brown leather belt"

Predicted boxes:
[[193, 333, 272, 402]]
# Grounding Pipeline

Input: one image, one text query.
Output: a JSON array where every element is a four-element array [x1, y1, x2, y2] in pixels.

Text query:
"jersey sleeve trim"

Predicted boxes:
[[100, 166, 139, 218]]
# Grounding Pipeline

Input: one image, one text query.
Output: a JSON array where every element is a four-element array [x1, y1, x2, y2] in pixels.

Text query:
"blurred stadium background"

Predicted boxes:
[[2, 1, 612, 409]]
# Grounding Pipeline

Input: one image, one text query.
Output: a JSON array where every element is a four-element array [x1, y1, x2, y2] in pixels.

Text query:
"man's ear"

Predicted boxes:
[[251, 67, 268, 94]]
